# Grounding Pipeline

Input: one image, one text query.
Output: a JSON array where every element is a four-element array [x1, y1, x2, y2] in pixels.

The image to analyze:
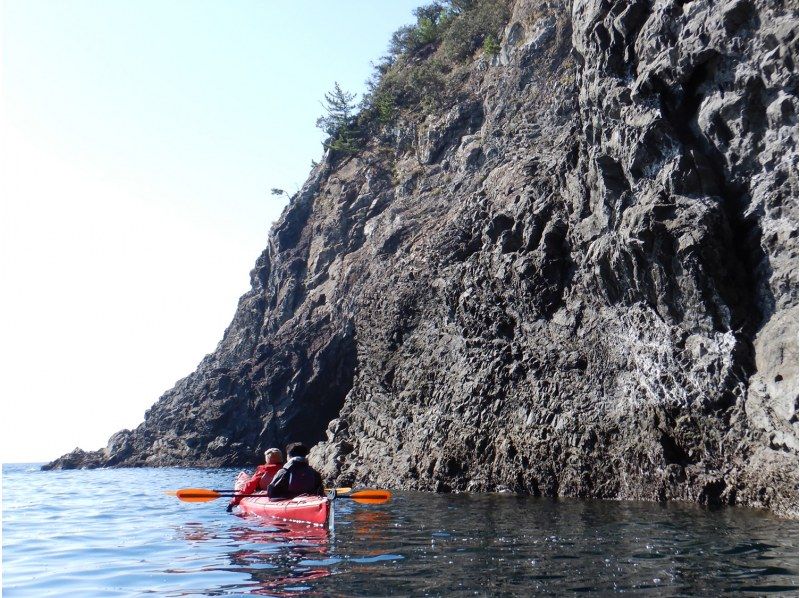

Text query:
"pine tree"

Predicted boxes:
[[316, 82, 361, 155]]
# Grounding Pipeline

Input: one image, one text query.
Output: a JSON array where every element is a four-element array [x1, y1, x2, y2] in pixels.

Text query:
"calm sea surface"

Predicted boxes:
[[3, 463, 798, 596]]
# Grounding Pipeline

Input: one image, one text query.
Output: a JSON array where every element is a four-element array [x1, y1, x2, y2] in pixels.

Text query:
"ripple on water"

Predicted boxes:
[[3, 465, 798, 596]]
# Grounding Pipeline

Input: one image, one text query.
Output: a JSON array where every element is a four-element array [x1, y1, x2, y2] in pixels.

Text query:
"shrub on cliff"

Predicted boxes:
[[373, 90, 397, 124], [378, 58, 448, 114], [389, 3, 454, 56], [362, 0, 510, 119], [483, 33, 501, 56], [388, 0, 511, 62], [440, 0, 510, 61]]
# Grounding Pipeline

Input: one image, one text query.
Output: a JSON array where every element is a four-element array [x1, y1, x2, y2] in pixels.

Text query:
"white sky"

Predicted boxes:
[[0, 0, 421, 463]]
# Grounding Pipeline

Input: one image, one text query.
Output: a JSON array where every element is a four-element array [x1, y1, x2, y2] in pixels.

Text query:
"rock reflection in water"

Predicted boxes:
[[163, 490, 796, 596]]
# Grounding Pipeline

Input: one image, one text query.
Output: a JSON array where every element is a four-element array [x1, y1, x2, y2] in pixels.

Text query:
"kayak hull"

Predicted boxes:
[[234, 472, 331, 527]]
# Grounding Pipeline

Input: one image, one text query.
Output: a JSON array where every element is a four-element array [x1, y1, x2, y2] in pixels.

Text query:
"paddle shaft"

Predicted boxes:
[[176, 487, 352, 495], [178, 491, 384, 500], [173, 487, 390, 503]]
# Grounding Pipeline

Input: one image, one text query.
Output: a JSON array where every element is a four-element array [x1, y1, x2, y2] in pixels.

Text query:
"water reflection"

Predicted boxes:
[[351, 509, 393, 544], [175, 521, 213, 543], [6, 466, 794, 596], [169, 516, 333, 595], [166, 491, 797, 596], [228, 519, 332, 596]]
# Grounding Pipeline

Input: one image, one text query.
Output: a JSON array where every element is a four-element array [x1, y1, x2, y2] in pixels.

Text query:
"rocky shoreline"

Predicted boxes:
[[45, 0, 798, 517]]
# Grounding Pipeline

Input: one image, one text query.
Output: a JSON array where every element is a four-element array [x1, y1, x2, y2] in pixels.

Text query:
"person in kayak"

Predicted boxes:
[[227, 448, 284, 512], [267, 442, 325, 499]]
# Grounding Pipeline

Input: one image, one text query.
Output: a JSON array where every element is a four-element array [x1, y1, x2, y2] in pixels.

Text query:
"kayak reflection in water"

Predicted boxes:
[[228, 521, 330, 597], [268, 443, 325, 499], [227, 448, 285, 512]]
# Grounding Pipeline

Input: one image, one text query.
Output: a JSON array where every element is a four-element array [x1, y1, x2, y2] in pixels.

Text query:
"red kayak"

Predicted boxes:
[[234, 472, 331, 527]]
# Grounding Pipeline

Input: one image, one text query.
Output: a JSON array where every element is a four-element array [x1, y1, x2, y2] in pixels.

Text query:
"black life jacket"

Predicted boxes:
[[285, 458, 318, 495]]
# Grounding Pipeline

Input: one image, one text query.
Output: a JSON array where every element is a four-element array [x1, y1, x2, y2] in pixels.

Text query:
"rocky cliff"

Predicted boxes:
[[45, 0, 798, 517]]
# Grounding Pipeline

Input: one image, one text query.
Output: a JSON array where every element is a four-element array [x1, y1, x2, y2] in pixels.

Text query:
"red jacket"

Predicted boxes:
[[231, 464, 281, 506]]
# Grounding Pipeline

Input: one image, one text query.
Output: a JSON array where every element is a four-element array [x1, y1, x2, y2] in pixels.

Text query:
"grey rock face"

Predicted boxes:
[[44, 0, 798, 517]]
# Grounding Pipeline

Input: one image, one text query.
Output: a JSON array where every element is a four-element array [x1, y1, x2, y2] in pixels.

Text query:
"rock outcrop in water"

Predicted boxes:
[[45, 0, 798, 517]]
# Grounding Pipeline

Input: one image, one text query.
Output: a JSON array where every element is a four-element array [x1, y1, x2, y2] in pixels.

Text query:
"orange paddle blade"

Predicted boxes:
[[175, 488, 223, 502], [346, 489, 392, 504]]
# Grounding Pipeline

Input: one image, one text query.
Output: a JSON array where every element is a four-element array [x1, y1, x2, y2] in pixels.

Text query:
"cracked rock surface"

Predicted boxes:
[[45, 0, 798, 517]]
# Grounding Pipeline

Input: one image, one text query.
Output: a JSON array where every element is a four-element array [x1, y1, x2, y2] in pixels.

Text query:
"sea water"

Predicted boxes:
[[2, 463, 797, 596]]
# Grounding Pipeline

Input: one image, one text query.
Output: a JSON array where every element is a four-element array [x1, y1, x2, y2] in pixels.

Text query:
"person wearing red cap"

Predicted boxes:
[[227, 448, 284, 511]]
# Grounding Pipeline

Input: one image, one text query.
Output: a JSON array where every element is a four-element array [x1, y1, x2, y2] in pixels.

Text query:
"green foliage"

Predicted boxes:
[[440, 0, 510, 61], [483, 33, 501, 56], [316, 82, 361, 155], [316, 82, 357, 137], [329, 1, 512, 139], [415, 16, 439, 45], [385, 2, 460, 57], [326, 129, 361, 155], [407, 59, 447, 110], [377, 58, 448, 115], [391, 0, 508, 62], [388, 24, 418, 56], [374, 91, 397, 124], [414, 2, 447, 22], [446, 0, 476, 13]]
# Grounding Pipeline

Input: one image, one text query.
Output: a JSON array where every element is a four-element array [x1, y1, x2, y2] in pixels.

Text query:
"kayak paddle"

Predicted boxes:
[[171, 487, 391, 504], [165, 486, 352, 498]]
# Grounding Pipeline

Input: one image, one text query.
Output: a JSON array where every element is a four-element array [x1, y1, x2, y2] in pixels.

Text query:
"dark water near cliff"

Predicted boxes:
[[3, 464, 798, 596]]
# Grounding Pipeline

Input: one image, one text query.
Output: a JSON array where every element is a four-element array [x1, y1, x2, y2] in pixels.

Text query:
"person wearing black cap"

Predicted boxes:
[[267, 442, 325, 499]]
